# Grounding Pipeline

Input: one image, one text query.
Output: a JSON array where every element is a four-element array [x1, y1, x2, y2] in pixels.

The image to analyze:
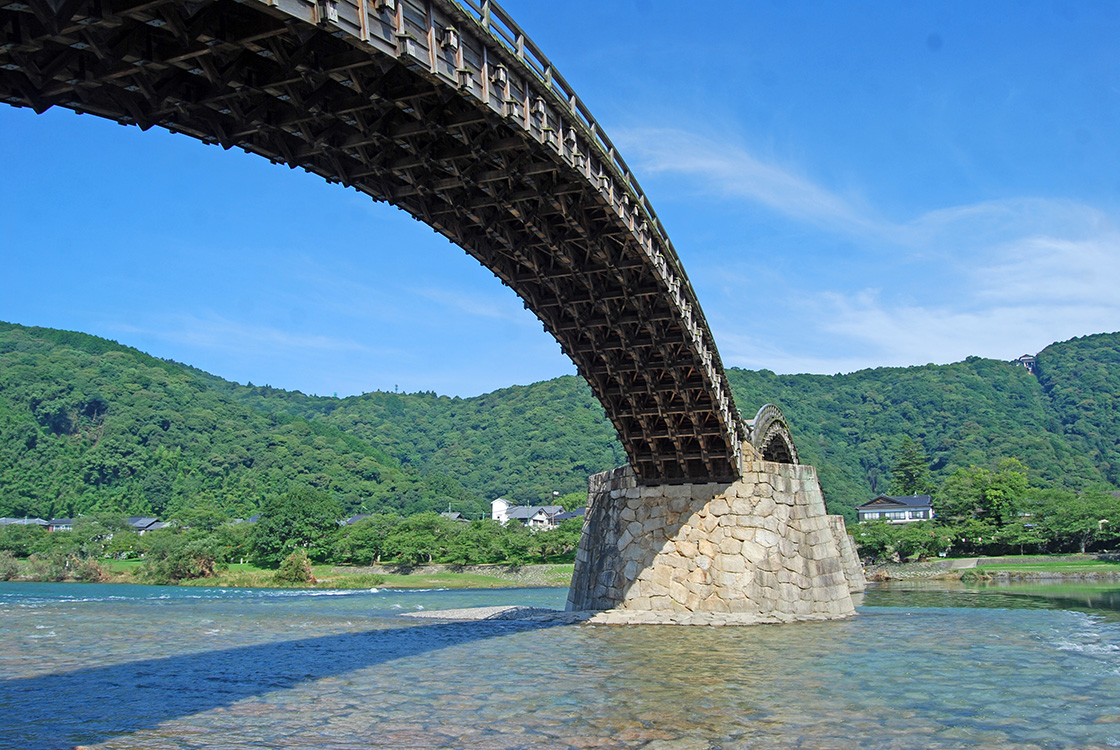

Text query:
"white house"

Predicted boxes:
[[856, 494, 934, 524], [491, 498, 565, 530]]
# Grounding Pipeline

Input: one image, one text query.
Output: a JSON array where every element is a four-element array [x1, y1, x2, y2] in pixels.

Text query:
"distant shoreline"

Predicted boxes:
[[866, 553, 1120, 582], [1, 561, 575, 590]]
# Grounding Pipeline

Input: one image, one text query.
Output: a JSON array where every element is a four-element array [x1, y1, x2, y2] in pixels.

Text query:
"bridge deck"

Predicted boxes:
[[1, 0, 750, 482]]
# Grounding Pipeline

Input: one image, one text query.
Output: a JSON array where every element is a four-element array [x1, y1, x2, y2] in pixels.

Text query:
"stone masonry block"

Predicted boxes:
[[720, 537, 742, 555], [719, 555, 746, 574], [568, 462, 856, 621], [616, 529, 633, 552], [730, 526, 754, 541], [755, 528, 780, 548], [741, 539, 767, 563], [730, 497, 754, 514]]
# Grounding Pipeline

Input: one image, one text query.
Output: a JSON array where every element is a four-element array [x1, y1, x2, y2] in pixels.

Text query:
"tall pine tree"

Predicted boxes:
[[888, 436, 935, 496]]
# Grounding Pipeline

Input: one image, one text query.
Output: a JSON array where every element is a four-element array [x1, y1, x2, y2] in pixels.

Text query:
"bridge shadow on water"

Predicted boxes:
[[0, 617, 566, 750]]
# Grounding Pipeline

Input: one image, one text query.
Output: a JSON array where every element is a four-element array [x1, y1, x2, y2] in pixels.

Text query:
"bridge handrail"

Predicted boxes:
[[449, 0, 686, 286], [448, 0, 744, 448]]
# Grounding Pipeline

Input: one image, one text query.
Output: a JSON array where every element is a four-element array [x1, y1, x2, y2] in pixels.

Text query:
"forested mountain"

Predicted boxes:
[[0, 323, 483, 521], [1, 321, 1117, 522], [1034, 332, 1120, 485], [727, 355, 1104, 513], [211, 376, 628, 502]]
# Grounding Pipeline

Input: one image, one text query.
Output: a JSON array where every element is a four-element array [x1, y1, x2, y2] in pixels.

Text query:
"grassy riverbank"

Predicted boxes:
[[89, 560, 575, 589], [868, 554, 1120, 581]]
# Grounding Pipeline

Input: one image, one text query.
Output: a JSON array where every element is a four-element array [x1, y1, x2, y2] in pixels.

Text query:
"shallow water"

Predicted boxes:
[[2, 581, 1119, 750]]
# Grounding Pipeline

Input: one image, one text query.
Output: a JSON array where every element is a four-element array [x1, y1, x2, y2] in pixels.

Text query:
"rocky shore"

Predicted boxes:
[[402, 604, 850, 626]]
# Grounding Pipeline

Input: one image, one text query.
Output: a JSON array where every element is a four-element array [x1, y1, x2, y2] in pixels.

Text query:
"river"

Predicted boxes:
[[2, 581, 1119, 749]]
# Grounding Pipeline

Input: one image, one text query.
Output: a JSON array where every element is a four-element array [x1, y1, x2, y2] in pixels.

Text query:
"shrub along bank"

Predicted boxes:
[[0, 486, 583, 586], [852, 455, 1120, 562]]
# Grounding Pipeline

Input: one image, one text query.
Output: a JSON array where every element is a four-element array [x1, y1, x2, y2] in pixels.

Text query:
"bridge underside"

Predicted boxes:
[[1, 0, 745, 483]]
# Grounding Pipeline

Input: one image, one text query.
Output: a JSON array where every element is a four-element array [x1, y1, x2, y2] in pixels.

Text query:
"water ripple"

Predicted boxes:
[[1, 581, 1118, 749]]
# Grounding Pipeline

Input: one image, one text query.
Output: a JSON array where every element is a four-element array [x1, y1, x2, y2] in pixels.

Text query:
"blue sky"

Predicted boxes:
[[2, 0, 1119, 397]]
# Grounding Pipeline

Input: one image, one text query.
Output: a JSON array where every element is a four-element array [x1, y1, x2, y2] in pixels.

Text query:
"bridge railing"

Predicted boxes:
[[295, 0, 745, 461], [451, 1, 680, 280], [448, 0, 748, 452]]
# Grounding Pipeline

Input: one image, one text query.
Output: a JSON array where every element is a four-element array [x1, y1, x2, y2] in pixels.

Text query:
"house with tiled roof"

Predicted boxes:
[[491, 498, 565, 530], [127, 517, 170, 534], [855, 495, 934, 524]]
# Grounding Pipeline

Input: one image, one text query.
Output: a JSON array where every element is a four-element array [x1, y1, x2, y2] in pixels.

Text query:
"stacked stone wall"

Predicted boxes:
[[567, 461, 858, 623], [828, 515, 867, 593]]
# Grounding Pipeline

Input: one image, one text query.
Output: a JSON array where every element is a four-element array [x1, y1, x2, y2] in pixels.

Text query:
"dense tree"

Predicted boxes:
[[1033, 488, 1120, 553], [887, 437, 936, 496], [275, 549, 315, 584], [251, 485, 343, 566], [136, 529, 221, 584], [331, 514, 400, 565], [381, 512, 456, 565], [0, 323, 489, 521], [935, 459, 1030, 527], [0, 523, 47, 557], [1035, 333, 1120, 485]]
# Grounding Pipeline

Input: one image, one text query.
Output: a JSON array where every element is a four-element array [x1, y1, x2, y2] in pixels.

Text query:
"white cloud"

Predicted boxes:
[[613, 126, 887, 237], [110, 314, 381, 356], [413, 286, 537, 325], [629, 127, 1120, 373], [717, 223, 1120, 374]]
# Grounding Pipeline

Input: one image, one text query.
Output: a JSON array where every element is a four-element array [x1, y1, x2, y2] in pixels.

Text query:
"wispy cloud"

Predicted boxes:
[[413, 287, 537, 325], [110, 314, 381, 356], [717, 220, 1120, 373], [613, 126, 885, 236], [623, 127, 1120, 373]]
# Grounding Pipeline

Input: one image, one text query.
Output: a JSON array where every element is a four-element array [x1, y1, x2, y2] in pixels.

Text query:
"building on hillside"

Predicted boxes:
[[127, 517, 170, 534], [856, 495, 934, 524], [0, 517, 48, 527], [491, 498, 565, 530], [440, 511, 470, 522], [47, 518, 74, 532], [554, 508, 587, 523], [1012, 354, 1037, 374]]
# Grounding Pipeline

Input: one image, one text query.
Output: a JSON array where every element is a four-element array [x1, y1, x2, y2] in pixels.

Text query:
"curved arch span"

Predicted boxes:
[[745, 404, 799, 465], [1, 0, 749, 483]]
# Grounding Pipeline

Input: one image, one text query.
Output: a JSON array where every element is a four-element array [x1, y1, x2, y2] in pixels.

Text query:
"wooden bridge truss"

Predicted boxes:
[[1, 0, 771, 483]]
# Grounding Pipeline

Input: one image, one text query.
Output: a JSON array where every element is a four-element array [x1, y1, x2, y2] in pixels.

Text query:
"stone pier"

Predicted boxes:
[[567, 457, 864, 624]]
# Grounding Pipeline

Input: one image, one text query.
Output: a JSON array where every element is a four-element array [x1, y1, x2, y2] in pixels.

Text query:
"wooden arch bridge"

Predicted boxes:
[[1, 0, 798, 484]]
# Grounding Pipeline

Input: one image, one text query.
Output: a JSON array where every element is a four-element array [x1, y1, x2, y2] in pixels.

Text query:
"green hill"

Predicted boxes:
[[1, 321, 1117, 522], [0, 323, 483, 520], [727, 355, 1104, 514], [211, 376, 627, 503], [1033, 332, 1120, 484]]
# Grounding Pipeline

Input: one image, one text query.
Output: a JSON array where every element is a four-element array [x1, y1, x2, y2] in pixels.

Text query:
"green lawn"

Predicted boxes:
[[361, 569, 573, 589], [102, 559, 144, 573], [113, 561, 575, 589], [976, 556, 1120, 574]]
